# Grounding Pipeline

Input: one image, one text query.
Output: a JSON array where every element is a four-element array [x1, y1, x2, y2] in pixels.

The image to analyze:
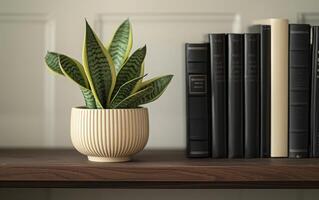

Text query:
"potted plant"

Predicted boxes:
[[45, 19, 173, 162]]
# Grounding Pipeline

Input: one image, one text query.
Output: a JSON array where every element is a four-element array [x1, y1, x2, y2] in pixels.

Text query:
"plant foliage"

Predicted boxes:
[[45, 19, 173, 109]]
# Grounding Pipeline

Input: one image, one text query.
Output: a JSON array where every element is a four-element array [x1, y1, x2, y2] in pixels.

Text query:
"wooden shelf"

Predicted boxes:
[[0, 149, 319, 189]]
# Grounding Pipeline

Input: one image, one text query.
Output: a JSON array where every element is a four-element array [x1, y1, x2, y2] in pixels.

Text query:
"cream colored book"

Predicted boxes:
[[253, 18, 289, 157]]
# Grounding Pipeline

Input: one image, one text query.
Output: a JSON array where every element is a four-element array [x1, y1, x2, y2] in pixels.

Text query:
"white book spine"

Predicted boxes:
[[254, 19, 289, 157]]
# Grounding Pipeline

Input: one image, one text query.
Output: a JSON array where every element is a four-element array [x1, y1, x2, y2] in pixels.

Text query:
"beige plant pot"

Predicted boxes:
[[70, 107, 149, 162]]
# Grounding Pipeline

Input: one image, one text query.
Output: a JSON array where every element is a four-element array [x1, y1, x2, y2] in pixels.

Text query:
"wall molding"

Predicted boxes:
[[0, 13, 56, 147], [0, 13, 52, 22], [297, 12, 319, 23], [95, 12, 241, 36]]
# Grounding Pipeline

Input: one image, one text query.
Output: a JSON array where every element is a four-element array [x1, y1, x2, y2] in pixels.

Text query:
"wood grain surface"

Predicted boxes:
[[0, 149, 319, 188]]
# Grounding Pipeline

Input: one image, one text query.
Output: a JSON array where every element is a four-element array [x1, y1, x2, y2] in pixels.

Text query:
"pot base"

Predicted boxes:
[[88, 156, 131, 163]]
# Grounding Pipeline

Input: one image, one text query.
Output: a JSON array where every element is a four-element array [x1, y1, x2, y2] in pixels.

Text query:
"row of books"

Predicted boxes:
[[185, 18, 319, 158]]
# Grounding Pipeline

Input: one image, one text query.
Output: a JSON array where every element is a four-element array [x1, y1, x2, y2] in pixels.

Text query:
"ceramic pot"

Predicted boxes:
[[70, 107, 149, 162]]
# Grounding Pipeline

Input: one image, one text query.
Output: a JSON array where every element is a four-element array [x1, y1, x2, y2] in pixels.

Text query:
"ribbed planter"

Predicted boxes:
[[70, 107, 149, 162]]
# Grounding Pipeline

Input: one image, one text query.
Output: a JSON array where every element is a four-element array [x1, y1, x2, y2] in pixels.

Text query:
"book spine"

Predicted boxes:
[[259, 26, 271, 158], [269, 19, 289, 157], [244, 33, 260, 158], [209, 34, 228, 158], [185, 43, 211, 158], [248, 25, 271, 158], [227, 34, 244, 158], [288, 24, 311, 158], [311, 27, 319, 157]]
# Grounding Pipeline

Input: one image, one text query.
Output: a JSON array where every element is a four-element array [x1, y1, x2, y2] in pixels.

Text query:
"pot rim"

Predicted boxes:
[[72, 106, 148, 111]]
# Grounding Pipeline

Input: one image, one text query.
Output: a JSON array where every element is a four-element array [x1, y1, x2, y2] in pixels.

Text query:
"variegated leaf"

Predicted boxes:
[[59, 54, 89, 88], [135, 75, 173, 106], [83, 20, 116, 108], [109, 19, 132, 73], [113, 86, 154, 109], [112, 46, 146, 98], [58, 54, 96, 108], [45, 51, 63, 75], [110, 75, 146, 108], [132, 63, 145, 93], [80, 87, 97, 109]]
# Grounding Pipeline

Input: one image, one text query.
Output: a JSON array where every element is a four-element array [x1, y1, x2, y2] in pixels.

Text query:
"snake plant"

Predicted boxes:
[[45, 19, 173, 109]]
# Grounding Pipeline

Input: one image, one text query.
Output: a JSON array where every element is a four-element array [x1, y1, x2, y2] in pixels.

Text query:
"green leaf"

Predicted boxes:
[[59, 54, 89, 88], [109, 19, 132, 74], [45, 51, 97, 108], [135, 75, 173, 106], [113, 86, 154, 109], [58, 54, 97, 108], [80, 87, 97, 109], [110, 75, 146, 108], [132, 63, 145, 93], [112, 46, 146, 98], [45, 51, 63, 75], [83, 20, 116, 108]]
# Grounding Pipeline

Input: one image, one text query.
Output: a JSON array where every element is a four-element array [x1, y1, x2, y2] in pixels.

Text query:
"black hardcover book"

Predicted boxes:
[[244, 33, 260, 158], [311, 26, 319, 157], [185, 43, 211, 158], [209, 34, 228, 158], [227, 34, 244, 158], [289, 24, 311, 158], [249, 25, 271, 158]]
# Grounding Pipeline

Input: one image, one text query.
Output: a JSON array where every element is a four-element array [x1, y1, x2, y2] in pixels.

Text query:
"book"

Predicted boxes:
[[244, 33, 260, 158], [209, 34, 228, 158], [254, 19, 289, 157], [185, 43, 211, 158], [248, 25, 271, 158], [311, 26, 319, 157], [288, 24, 311, 158], [227, 34, 244, 158]]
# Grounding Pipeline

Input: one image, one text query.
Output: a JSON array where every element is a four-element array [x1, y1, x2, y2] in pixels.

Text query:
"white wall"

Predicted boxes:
[[1, 0, 319, 199], [1, 0, 319, 149]]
